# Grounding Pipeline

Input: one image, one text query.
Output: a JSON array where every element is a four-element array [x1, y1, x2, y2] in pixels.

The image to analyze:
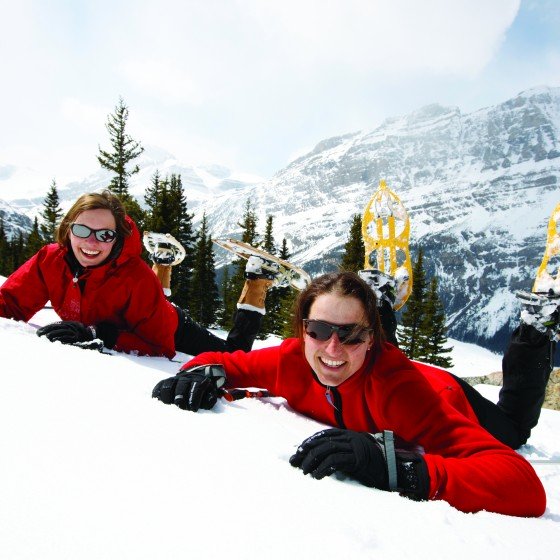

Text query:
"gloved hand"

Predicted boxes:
[[36, 320, 118, 348], [289, 428, 429, 500], [152, 364, 227, 412], [37, 321, 95, 345]]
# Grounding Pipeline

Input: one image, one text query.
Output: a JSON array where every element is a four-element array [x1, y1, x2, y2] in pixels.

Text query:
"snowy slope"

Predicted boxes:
[[1, 304, 559, 559]]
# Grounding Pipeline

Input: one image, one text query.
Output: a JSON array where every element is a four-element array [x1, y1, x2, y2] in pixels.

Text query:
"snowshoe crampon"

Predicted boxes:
[[213, 238, 311, 291], [533, 201, 560, 294], [361, 179, 412, 310], [143, 232, 186, 266]]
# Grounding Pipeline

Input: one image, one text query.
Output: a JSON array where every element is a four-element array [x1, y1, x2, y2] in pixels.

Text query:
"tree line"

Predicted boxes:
[[0, 98, 452, 366]]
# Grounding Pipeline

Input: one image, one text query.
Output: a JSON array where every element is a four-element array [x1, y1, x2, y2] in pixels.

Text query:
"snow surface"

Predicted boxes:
[[1, 303, 559, 559]]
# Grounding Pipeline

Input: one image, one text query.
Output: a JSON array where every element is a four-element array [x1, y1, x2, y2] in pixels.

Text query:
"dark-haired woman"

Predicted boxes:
[[0, 190, 264, 358], [153, 271, 547, 517]]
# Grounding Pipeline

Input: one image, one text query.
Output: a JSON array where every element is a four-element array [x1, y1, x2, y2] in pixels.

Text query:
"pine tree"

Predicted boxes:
[[40, 180, 63, 243], [399, 247, 427, 359], [143, 170, 166, 233], [168, 174, 196, 308], [97, 97, 145, 226], [24, 218, 44, 260], [10, 231, 26, 271], [340, 214, 365, 272], [277, 238, 298, 338], [189, 214, 219, 326], [259, 216, 281, 339], [219, 200, 259, 329], [0, 216, 9, 276], [417, 277, 454, 368]]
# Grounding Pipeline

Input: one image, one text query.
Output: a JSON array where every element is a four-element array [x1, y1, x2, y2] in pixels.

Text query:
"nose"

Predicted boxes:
[[324, 332, 344, 354]]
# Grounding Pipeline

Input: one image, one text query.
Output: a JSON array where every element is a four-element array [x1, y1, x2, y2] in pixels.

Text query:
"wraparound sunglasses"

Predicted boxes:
[[303, 319, 372, 345], [71, 223, 117, 243]]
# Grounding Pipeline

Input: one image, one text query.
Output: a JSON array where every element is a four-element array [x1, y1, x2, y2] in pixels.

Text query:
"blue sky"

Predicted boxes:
[[0, 0, 559, 187]]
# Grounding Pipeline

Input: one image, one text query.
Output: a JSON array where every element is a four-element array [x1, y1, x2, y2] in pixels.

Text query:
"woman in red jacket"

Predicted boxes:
[[0, 190, 266, 358], [153, 271, 548, 517]]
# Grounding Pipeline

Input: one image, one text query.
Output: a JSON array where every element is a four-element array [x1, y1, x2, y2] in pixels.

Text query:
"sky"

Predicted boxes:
[[1, 0, 560, 187], [1, 299, 559, 559]]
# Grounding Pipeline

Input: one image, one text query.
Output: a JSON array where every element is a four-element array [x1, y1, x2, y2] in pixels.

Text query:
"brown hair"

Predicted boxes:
[[56, 190, 132, 250], [292, 271, 385, 362]]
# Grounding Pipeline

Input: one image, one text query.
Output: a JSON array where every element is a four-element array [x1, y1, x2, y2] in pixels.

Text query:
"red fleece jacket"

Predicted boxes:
[[183, 338, 546, 517], [0, 218, 178, 358]]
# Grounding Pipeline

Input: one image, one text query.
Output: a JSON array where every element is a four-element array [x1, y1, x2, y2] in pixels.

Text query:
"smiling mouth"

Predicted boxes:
[[80, 248, 101, 257], [319, 357, 346, 368]]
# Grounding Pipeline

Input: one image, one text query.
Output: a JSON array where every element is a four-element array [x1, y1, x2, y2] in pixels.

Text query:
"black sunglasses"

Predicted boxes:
[[303, 319, 372, 345], [71, 223, 117, 243]]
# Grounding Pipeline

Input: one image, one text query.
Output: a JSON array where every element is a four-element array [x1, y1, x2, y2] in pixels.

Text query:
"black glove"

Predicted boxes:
[[289, 428, 429, 500], [37, 321, 95, 345], [36, 320, 118, 348], [152, 365, 227, 412]]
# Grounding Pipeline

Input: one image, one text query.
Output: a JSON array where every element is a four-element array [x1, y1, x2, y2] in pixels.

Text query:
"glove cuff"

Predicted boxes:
[[183, 364, 227, 389], [396, 452, 430, 501], [95, 322, 119, 348]]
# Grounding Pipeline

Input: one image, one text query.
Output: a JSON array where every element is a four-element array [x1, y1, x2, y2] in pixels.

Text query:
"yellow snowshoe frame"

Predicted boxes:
[[534, 201, 560, 292], [361, 179, 412, 310]]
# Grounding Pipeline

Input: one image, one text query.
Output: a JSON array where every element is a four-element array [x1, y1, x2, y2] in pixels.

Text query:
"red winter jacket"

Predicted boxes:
[[0, 218, 178, 358], [184, 338, 546, 517]]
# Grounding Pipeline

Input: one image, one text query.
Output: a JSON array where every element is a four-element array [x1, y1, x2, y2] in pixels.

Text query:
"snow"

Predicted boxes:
[[1, 304, 559, 560]]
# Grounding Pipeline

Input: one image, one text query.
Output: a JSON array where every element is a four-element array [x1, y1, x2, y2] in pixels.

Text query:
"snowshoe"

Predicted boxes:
[[361, 180, 412, 310], [533, 201, 560, 294], [213, 239, 311, 291], [143, 232, 186, 266]]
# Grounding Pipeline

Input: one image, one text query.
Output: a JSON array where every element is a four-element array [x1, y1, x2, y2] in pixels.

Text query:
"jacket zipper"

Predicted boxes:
[[325, 386, 346, 429]]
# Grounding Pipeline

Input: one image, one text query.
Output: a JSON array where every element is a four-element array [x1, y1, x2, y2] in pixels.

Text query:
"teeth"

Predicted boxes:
[[321, 357, 345, 367], [82, 248, 100, 256]]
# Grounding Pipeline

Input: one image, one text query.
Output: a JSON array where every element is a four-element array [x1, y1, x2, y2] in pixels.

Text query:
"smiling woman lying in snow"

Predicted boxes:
[[153, 270, 558, 517], [0, 190, 276, 359]]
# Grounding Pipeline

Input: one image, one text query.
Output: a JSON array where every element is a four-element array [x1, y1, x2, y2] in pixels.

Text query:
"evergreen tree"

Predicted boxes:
[[97, 97, 145, 226], [168, 174, 196, 308], [24, 217, 43, 260], [143, 170, 166, 233], [144, 172, 196, 307], [340, 214, 365, 272], [189, 214, 219, 326], [259, 216, 281, 339], [10, 231, 26, 271], [219, 200, 259, 329], [40, 180, 63, 243], [417, 277, 454, 368], [277, 238, 298, 338], [0, 216, 9, 276], [399, 247, 427, 359]]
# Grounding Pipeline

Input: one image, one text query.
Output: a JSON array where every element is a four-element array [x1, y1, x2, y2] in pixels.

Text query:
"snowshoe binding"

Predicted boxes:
[[516, 290, 560, 341], [143, 232, 186, 266], [361, 179, 412, 310]]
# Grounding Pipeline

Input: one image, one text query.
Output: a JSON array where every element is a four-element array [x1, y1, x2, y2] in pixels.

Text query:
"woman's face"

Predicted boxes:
[[69, 209, 117, 268], [303, 292, 373, 387]]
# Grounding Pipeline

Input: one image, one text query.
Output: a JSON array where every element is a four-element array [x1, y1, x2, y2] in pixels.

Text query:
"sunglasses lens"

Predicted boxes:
[[304, 320, 332, 341], [95, 229, 117, 243], [304, 320, 367, 345], [71, 224, 91, 238]]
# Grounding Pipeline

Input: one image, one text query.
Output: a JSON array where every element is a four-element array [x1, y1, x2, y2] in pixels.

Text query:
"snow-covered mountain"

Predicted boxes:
[[2, 86, 559, 352], [198, 86, 560, 352]]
